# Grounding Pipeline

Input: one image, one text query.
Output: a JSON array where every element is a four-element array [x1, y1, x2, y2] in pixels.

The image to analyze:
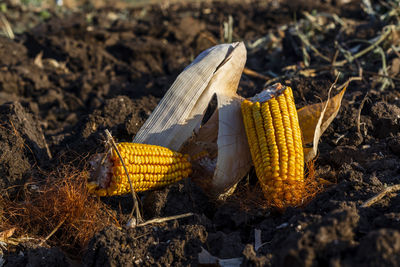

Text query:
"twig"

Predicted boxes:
[[295, 27, 331, 63], [331, 49, 339, 65], [243, 68, 270, 81], [105, 130, 143, 224], [135, 213, 194, 227], [333, 133, 346, 145], [0, 14, 14, 39], [361, 184, 400, 208], [331, 49, 340, 77], [39, 218, 66, 246], [223, 15, 233, 43], [302, 11, 324, 32], [374, 46, 394, 91], [305, 73, 340, 161], [41, 133, 52, 159], [335, 67, 363, 91], [264, 74, 292, 87], [357, 91, 369, 135], [333, 25, 393, 67], [363, 70, 400, 82]]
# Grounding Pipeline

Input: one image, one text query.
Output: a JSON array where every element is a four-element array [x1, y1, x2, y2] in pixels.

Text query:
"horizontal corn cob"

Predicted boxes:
[[241, 84, 304, 208], [88, 142, 192, 197]]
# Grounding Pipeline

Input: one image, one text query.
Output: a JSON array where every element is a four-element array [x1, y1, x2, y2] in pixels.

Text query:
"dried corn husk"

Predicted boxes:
[[134, 42, 251, 195]]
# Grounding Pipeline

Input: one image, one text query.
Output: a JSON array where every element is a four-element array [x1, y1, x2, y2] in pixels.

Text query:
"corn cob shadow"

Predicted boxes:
[[241, 83, 307, 209], [88, 143, 192, 197]]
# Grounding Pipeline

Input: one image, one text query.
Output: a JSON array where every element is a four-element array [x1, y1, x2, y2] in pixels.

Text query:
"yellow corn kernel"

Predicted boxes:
[[90, 143, 192, 196], [241, 85, 304, 208]]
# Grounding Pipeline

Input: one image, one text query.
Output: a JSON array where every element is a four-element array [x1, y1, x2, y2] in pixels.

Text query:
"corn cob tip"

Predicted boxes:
[[250, 83, 287, 103]]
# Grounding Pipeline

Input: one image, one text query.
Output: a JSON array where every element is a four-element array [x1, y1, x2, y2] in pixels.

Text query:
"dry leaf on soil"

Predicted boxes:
[[298, 87, 346, 162]]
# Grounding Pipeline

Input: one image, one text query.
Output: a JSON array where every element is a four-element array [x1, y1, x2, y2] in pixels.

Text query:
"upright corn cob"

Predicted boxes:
[[88, 143, 192, 197], [241, 84, 304, 208]]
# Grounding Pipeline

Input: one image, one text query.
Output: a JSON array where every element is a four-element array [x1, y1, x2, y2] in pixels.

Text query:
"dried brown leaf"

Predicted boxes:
[[298, 87, 346, 161]]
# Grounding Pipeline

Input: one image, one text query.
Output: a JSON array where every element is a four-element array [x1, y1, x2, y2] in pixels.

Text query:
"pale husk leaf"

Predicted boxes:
[[204, 44, 251, 194], [133, 43, 243, 151], [133, 42, 250, 196]]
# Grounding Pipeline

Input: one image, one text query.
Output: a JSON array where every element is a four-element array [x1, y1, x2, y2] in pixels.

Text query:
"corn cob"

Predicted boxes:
[[88, 142, 192, 197], [241, 84, 304, 208]]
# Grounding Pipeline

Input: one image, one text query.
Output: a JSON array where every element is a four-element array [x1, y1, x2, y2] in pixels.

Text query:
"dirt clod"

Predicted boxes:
[[0, 102, 48, 192], [355, 229, 400, 267], [5, 247, 69, 267], [84, 223, 207, 267]]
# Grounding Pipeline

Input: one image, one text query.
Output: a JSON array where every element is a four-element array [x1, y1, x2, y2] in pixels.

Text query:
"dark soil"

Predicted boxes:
[[1, 0, 400, 266]]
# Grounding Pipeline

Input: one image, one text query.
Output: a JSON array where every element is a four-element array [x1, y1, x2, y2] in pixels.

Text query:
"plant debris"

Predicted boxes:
[[0, 166, 117, 253]]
